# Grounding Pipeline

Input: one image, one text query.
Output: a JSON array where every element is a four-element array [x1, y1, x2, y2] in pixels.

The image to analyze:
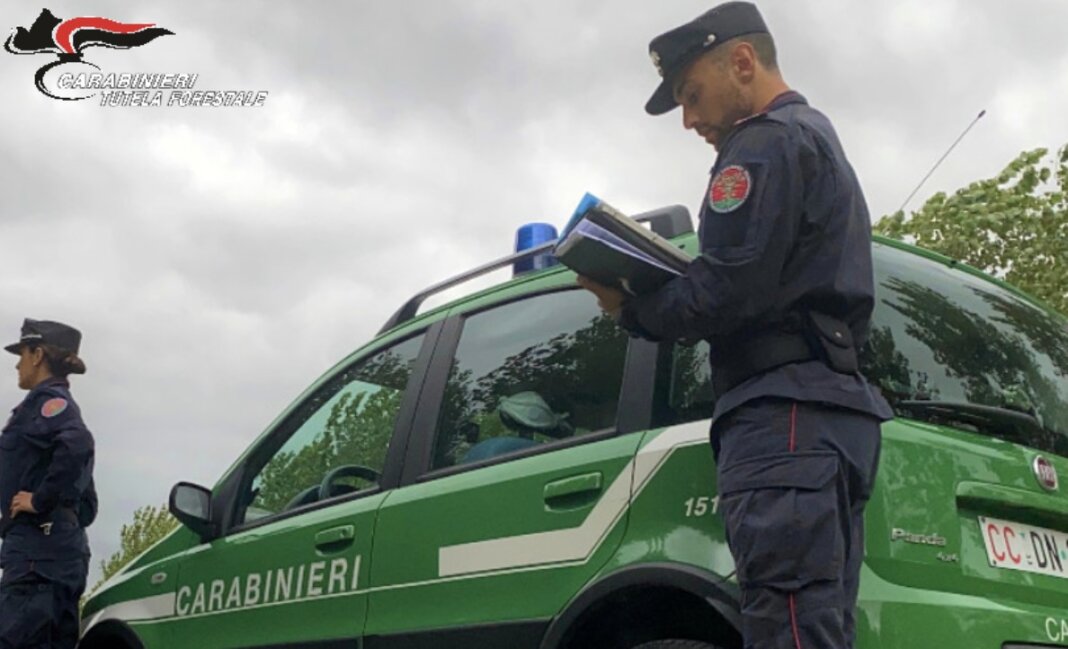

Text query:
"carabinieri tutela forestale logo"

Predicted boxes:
[[6, 9, 268, 107]]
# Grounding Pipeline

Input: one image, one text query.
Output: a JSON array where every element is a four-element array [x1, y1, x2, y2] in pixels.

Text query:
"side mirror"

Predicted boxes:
[[168, 482, 217, 542]]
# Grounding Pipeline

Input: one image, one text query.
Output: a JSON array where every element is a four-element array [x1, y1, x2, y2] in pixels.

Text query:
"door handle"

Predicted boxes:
[[544, 472, 603, 510], [315, 524, 356, 550]]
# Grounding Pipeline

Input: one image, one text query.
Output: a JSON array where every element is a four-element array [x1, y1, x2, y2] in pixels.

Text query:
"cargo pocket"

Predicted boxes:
[[0, 580, 54, 646], [718, 451, 844, 591]]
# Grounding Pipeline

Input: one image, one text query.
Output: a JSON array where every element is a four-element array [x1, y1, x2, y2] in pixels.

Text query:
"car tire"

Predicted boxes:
[[630, 641, 722, 649]]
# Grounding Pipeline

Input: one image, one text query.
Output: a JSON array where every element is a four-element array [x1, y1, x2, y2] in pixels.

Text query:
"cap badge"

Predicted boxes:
[[650, 49, 663, 77], [41, 398, 68, 418], [709, 165, 752, 213]]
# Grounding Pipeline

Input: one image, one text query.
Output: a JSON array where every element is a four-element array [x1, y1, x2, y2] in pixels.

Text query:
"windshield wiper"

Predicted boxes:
[[896, 400, 1046, 434], [897, 399, 1068, 456], [895, 399, 1068, 446]]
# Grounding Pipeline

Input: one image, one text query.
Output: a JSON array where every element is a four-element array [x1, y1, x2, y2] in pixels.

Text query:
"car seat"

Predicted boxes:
[[461, 391, 572, 464]]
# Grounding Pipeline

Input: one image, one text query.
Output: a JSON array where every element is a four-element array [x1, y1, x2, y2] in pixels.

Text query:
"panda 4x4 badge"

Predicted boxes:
[[708, 165, 751, 213]]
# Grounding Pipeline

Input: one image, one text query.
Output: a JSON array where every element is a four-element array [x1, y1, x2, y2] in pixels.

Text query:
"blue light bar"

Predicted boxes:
[[513, 222, 558, 276]]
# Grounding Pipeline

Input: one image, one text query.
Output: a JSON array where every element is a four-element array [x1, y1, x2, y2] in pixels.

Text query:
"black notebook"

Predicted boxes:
[[553, 193, 692, 296]]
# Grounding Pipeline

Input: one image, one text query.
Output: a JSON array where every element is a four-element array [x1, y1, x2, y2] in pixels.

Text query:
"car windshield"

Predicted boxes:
[[861, 242, 1068, 456]]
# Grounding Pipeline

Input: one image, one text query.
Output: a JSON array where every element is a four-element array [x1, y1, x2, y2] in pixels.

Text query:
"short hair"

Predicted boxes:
[[709, 33, 779, 71]]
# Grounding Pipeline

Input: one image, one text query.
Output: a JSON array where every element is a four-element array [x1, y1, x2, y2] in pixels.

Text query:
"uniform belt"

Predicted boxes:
[[0, 506, 80, 539], [711, 330, 818, 395]]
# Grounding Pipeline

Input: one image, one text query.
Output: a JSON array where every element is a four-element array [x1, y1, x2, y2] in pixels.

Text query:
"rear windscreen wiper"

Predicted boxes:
[[896, 399, 1068, 456], [896, 400, 1045, 435]]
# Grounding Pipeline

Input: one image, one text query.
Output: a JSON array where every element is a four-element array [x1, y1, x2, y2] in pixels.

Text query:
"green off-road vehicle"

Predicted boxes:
[[80, 206, 1068, 648]]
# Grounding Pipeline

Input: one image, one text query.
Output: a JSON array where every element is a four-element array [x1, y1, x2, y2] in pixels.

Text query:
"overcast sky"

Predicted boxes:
[[1, 0, 1066, 587]]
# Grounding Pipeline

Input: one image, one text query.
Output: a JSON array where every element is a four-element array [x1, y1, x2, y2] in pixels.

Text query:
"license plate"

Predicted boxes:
[[979, 516, 1068, 579]]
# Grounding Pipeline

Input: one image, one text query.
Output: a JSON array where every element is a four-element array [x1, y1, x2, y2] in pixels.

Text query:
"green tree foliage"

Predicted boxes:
[[253, 389, 401, 512], [251, 349, 411, 513], [876, 145, 1068, 315], [433, 313, 628, 467], [469, 313, 627, 425], [87, 504, 178, 601], [437, 313, 627, 450], [669, 341, 715, 421]]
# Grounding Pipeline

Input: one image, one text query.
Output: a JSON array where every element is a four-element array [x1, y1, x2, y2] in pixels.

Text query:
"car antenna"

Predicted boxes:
[[897, 109, 986, 214]]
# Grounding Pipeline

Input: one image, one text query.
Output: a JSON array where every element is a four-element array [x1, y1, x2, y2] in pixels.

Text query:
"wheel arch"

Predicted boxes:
[[539, 563, 742, 649], [79, 619, 145, 649]]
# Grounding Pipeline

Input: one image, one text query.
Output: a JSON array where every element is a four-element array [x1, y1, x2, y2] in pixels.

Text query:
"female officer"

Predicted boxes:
[[0, 318, 97, 649]]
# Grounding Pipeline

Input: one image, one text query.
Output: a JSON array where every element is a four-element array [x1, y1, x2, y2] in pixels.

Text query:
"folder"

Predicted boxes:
[[553, 193, 692, 296]]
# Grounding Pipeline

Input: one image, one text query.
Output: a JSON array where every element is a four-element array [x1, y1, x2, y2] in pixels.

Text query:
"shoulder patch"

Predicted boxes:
[[708, 165, 752, 213], [41, 398, 68, 418]]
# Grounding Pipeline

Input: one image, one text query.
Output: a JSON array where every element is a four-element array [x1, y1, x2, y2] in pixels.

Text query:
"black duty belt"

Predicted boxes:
[[0, 506, 79, 539], [711, 330, 817, 395], [709, 311, 860, 395]]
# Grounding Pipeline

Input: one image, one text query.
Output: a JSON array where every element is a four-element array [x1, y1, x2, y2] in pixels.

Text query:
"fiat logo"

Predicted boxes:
[[1033, 456, 1059, 492]]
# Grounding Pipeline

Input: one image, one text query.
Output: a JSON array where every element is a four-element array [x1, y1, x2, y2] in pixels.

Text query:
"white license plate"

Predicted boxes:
[[979, 516, 1068, 579]]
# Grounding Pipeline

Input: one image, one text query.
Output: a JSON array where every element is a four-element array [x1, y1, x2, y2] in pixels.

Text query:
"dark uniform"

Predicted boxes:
[[625, 4, 894, 648], [0, 320, 96, 649]]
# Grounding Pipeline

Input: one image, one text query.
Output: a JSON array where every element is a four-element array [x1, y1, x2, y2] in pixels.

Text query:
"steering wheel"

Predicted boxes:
[[282, 485, 320, 512], [318, 464, 381, 501]]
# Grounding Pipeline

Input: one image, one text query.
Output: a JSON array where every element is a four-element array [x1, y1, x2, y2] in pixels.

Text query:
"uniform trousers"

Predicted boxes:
[[0, 554, 88, 649], [713, 397, 882, 649]]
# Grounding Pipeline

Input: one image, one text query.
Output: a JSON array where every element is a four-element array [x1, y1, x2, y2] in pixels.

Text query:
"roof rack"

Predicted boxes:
[[378, 204, 693, 334]]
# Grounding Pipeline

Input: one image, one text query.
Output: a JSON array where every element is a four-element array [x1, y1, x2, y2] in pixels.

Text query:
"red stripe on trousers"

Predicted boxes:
[[789, 402, 798, 452], [788, 406, 802, 648], [789, 593, 804, 649]]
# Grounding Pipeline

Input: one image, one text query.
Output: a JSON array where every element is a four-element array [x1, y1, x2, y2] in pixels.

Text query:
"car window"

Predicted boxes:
[[654, 244, 1068, 456], [660, 340, 716, 426], [238, 334, 425, 524], [860, 243, 1068, 455], [431, 290, 629, 470]]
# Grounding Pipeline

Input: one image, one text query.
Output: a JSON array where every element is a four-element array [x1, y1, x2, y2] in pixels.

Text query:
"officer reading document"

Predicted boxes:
[[0, 319, 97, 649], [578, 3, 892, 648]]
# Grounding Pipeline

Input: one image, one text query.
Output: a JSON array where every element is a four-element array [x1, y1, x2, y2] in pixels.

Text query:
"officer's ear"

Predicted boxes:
[[727, 41, 758, 84]]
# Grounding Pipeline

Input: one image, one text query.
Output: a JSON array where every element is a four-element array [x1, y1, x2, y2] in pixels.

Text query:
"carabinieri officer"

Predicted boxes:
[[580, 3, 893, 648], [0, 318, 96, 649]]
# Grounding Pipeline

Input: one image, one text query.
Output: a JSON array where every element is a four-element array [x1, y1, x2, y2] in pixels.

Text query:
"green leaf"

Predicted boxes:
[[880, 144, 1068, 316]]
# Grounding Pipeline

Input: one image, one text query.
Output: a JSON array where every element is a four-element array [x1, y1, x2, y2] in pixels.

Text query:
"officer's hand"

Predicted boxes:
[[576, 276, 626, 319], [10, 491, 37, 518]]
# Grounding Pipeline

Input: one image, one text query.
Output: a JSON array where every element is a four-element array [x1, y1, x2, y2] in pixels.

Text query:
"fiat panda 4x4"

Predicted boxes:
[[79, 206, 1068, 648]]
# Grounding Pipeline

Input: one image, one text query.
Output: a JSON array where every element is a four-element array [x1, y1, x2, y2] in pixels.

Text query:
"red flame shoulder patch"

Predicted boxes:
[[41, 397, 68, 418], [708, 165, 752, 214]]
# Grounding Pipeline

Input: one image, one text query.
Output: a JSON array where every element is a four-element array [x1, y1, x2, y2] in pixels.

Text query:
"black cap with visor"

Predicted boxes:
[[4, 318, 82, 356], [645, 2, 769, 115]]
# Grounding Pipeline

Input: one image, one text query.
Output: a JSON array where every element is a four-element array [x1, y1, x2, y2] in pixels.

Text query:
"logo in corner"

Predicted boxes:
[[5, 8, 172, 101], [708, 165, 752, 214]]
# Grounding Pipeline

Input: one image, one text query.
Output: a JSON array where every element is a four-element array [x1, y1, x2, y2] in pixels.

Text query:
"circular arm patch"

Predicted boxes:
[[708, 165, 752, 213], [41, 398, 68, 418]]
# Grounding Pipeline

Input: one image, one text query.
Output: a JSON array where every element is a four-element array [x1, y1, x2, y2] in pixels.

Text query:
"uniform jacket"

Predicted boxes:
[[620, 91, 893, 423], [0, 377, 95, 568]]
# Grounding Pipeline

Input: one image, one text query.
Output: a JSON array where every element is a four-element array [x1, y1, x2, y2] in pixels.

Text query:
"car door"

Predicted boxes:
[[365, 288, 648, 646], [160, 330, 431, 649]]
